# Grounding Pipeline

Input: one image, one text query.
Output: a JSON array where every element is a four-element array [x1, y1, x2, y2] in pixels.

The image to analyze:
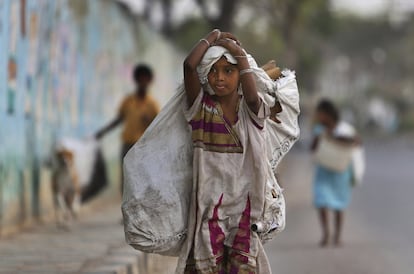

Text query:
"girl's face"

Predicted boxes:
[[207, 57, 239, 97]]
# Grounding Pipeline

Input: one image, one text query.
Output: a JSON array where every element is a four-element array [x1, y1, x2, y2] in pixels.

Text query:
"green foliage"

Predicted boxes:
[[234, 23, 285, 66], [171, 18, 211, 51], [299, 0, 334, 37], [133, 0, 414, 120]]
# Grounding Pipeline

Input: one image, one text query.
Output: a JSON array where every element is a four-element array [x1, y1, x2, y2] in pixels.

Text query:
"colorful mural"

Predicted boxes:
[[0, 0, 183, 234]]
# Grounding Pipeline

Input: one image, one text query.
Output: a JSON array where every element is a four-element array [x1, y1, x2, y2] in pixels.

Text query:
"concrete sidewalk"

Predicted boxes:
[[0, 201, 177, 274]]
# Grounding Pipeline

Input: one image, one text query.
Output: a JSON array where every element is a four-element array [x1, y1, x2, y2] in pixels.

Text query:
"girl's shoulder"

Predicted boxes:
[[200, 92, 216, 108], [184, 91, 217, 122]]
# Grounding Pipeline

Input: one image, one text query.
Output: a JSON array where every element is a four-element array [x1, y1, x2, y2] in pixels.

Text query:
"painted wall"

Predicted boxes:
[[0, 0, 183, 235]]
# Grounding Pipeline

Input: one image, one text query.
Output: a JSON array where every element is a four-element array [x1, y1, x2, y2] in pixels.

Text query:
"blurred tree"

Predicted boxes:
[[161, 0, 173, 36], [240, 0, 334, 89], [119, 0, 414, 131], [194, 0, 239, 31], [137, 0, 334, 64], [134, 0, 335, 91], [138, 0, 240, 36]]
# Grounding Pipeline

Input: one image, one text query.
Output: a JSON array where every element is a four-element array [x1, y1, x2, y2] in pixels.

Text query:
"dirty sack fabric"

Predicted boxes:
[[121, 46, 300, 262], [122, 89, 193, 256]]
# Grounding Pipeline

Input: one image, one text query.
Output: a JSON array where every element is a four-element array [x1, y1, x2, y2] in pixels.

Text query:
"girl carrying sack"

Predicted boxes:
[[122, 30, 300, 273]]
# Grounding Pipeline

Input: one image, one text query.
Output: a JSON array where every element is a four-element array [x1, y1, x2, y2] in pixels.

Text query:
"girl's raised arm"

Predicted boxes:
[[183, 30, 221, 106]]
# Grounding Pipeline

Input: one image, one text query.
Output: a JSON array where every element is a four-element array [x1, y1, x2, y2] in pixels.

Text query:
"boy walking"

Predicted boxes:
[[95, 64, 159, 193]]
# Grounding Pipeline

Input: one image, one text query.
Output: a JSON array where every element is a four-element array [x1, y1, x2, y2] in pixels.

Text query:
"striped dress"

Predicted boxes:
[[175, 91, 272, 274]]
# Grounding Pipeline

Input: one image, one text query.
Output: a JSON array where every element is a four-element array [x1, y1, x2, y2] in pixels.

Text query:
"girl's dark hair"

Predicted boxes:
[[133, 64, 153, 83], [316, 99, 340, 122]]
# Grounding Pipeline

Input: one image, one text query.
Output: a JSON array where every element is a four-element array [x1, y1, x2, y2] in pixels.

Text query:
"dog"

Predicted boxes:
[[51, 148, 81, 228]]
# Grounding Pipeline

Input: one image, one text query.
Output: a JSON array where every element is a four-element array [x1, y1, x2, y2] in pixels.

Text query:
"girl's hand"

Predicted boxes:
[[214, 37, 245, 57], [203, 29, 241, 46], [203, 29, 221, 45]]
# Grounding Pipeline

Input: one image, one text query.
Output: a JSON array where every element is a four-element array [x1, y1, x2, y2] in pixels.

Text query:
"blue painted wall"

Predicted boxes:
[[0, 0, 183, 234]]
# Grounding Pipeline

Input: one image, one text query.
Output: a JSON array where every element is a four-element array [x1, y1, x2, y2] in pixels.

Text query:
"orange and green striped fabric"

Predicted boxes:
[[189, 94, 243, 154]]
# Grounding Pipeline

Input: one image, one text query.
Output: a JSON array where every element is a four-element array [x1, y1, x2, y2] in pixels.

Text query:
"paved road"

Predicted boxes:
[[265, 136, 414, 274], [0, 137, 412, 274], [158, 137, 414, 274]]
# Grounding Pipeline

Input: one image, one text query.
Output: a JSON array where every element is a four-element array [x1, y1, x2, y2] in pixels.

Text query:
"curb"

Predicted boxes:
[[79, 246, 147, 274]]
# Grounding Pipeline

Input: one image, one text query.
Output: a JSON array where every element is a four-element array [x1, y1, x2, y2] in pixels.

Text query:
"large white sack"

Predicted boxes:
[[260, 71, 300, 244], [122, 89, 193, 256]]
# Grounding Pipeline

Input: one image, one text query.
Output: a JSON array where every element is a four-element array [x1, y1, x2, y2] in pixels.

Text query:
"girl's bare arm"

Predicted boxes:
[[183, 30, 220, 106]]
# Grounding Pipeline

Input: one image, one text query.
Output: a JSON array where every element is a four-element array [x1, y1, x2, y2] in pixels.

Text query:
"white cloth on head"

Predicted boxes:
[[196, 46, 278, 108]]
